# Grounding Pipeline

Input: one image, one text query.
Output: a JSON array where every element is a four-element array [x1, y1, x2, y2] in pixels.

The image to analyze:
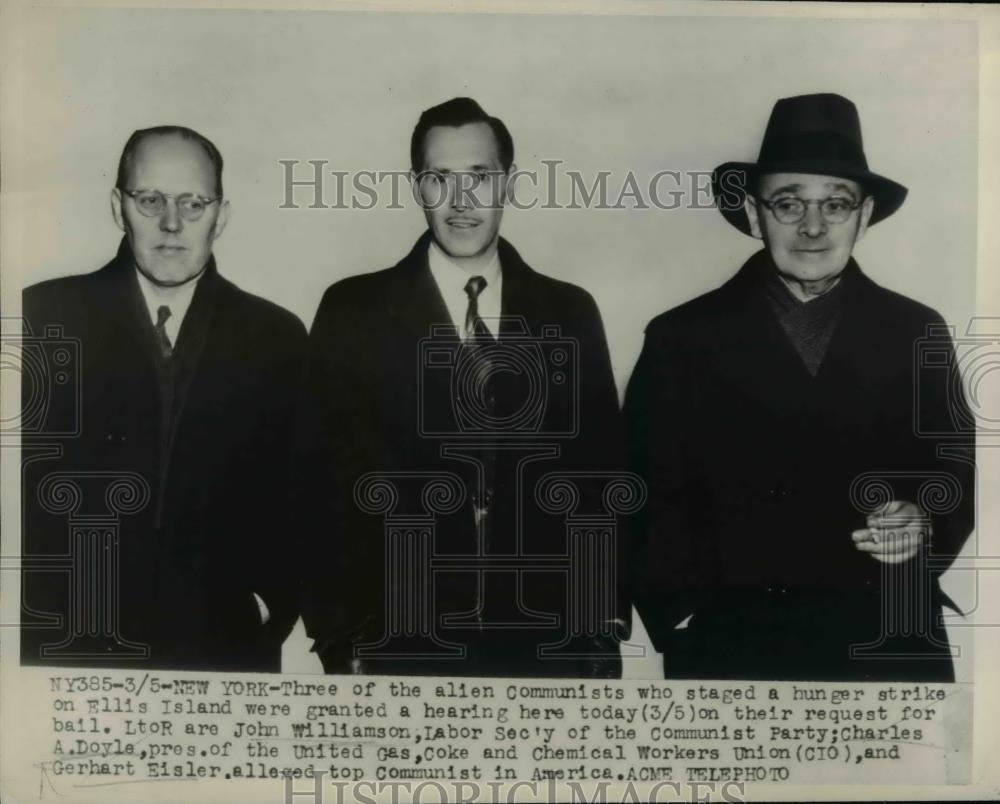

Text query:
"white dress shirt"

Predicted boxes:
[[427, 240, 502, 339], [134, 267, 201, 347]]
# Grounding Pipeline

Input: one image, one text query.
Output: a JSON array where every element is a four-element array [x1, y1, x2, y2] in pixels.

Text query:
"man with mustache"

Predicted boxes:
[[297, 97, 626, 677], [21, 126, 305, 670], [625, 94, 975, 681]]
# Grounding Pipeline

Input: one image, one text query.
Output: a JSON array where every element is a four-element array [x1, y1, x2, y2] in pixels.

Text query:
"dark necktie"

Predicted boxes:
[[463, 276, 491, 340], [154, 305, 173, 359], [462, 275, 496, 526]]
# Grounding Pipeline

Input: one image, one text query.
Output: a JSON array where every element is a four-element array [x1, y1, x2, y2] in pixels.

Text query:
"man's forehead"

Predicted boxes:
[[127, 134, 216, 191], [758, 172, 862, 197], [422, 122, 502, 170]]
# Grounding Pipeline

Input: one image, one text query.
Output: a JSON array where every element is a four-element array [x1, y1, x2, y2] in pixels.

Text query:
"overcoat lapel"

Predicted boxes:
[[497, 238, 538, 336], [380, 232, 459, 458], [168, 262, 218, 429], [712, 253, 815, 417], [812, 263, 884, 391], [94, 240, 163, 374], [389, 232, 455, 339], [96, 239, 223, 517], [713, 250, 880, 414]]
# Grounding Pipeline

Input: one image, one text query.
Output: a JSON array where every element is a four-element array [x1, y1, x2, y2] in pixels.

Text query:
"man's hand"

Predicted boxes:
[[851, 500, 930, 564]]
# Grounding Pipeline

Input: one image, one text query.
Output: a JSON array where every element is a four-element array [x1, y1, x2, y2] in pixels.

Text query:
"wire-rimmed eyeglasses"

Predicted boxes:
[[122, 189, 222, 222], [755, 195, 865, 225]]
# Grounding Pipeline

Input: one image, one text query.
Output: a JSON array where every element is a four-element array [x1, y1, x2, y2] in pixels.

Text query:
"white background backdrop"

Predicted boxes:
[[2, 5, 982, 678]]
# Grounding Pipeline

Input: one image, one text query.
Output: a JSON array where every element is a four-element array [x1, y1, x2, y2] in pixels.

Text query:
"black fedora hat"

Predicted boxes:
[[712, 93, 908, 235]]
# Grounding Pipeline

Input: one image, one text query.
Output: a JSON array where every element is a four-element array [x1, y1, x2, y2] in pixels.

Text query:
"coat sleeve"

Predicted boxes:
[[911, 314, 976, 574], [292, 282, 377, 670], [576, 290, 631, 635], [249, 310, 308, 651], [623, 320, 712, 652], [584, 288, 632, 639]]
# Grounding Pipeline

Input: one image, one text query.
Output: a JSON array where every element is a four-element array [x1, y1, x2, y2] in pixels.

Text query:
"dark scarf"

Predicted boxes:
[[758, 253, 849, 376]]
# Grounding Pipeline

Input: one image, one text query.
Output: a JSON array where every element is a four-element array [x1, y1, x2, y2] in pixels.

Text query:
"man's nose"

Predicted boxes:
[[159, 199, 183, 232], [798, 203, 826, 237], [449, 174, 472, 211]]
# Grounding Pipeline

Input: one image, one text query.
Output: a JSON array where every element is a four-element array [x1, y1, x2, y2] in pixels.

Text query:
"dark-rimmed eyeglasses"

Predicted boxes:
[[755, 195, 864, 225], [123, 189, 222, 222]]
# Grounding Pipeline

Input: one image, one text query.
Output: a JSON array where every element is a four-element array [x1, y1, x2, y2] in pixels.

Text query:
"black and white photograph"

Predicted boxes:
[[1, 1, 997, 801]]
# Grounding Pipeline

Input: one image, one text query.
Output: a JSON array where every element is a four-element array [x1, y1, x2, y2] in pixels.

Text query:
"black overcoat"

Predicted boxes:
[[21, 239, 306, 671], [624, 250, 975, 681], [295, 232, 627, 677]]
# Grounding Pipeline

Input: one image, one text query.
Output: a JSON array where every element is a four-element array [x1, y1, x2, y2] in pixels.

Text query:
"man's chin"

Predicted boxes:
[[777, 257, 848, 284], [433, 238, 488, 261], [138, 260, 202, 288]]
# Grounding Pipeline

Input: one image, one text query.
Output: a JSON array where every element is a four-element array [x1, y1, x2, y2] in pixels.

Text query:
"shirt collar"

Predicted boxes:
[[427, 239, 501, 292], [133, 264, 204, 328]]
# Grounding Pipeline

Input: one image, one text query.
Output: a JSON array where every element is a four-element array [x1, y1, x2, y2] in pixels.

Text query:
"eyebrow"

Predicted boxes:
[[426, 163, 498, 173], [128, 187, 214, 196], [824, 182, 859, 197]]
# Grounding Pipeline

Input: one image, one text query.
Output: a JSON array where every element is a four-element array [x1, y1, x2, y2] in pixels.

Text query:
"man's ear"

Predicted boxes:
[[744, 196, 763, 239], [855, 194, 875, 242], [110, 188, 125, 232], [211, 199, 231, 241]]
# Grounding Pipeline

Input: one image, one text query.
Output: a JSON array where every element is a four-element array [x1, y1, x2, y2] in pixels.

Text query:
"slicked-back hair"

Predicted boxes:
[[115, 125, 224, 197], [410, 97, 514, 174]]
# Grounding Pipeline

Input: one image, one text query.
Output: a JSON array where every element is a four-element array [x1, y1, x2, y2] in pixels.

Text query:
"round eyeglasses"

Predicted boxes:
[[123, 189, 222, 222], [756, 196, 864, 225]]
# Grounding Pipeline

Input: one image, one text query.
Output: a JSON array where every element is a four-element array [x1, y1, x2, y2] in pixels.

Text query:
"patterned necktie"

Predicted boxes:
[[463, 276, 491, 340], [154, 305, 173, 359], [462, 276, 495, 527]]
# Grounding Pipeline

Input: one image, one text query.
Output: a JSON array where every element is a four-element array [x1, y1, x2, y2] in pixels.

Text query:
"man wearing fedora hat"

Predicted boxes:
[[624, 93, 975, 681]]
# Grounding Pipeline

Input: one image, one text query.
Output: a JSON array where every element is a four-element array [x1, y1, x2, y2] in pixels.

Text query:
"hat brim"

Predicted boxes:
[[712, 159, 908, 236]]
